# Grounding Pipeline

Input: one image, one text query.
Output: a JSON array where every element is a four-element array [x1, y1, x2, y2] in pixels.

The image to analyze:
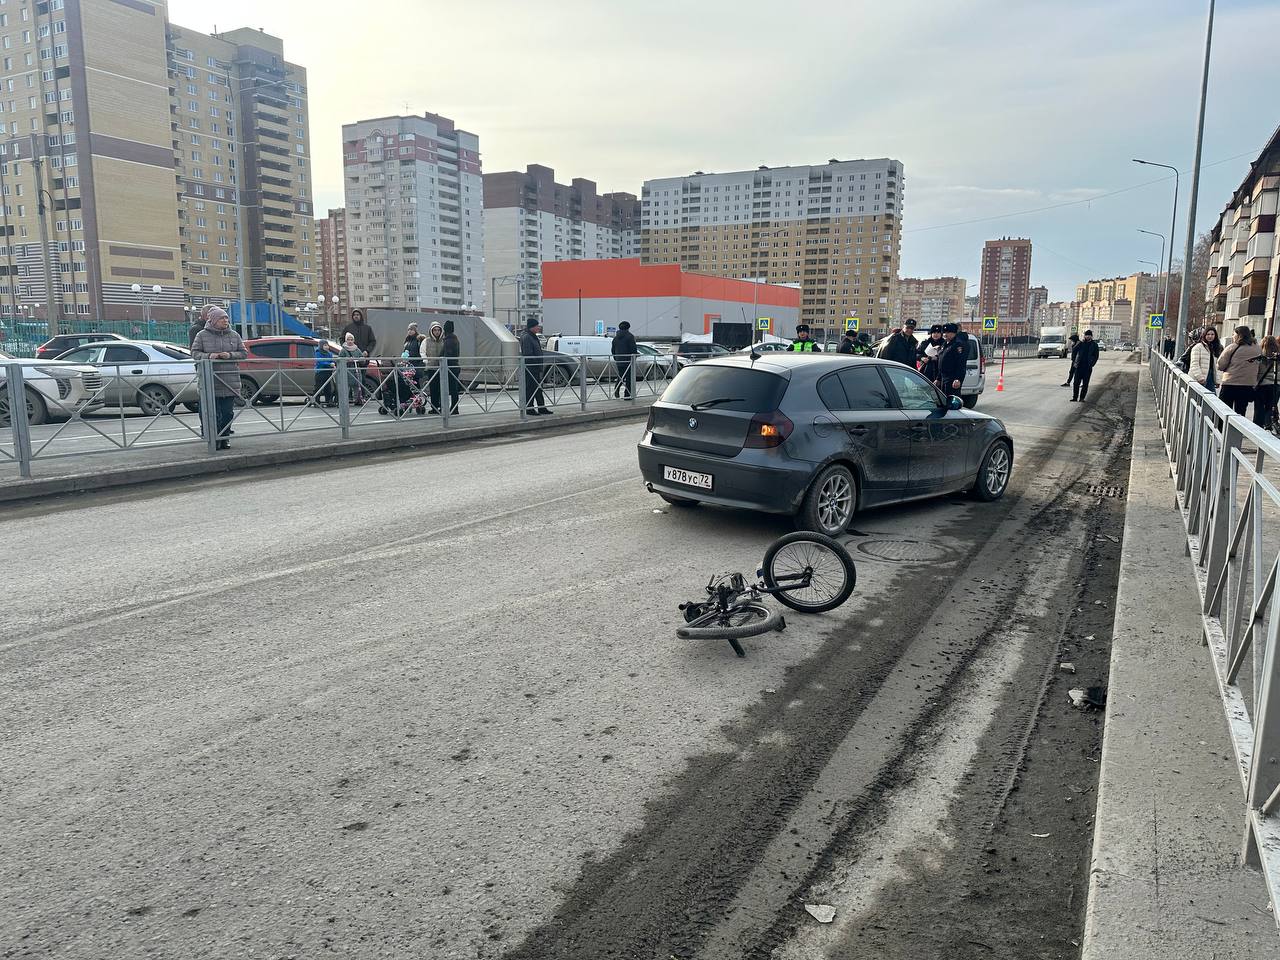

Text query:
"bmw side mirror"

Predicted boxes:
[[948, 395, 963, 411]]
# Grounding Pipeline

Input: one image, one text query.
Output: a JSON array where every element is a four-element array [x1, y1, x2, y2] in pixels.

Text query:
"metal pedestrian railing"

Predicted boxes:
[[0, 353, 665, 478], [1148, 350, 1280, 919]]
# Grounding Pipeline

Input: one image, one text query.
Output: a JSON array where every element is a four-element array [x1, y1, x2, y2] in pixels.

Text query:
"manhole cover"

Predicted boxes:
[[1086, 484, 1127, 498], [855, 539, 950, 563]]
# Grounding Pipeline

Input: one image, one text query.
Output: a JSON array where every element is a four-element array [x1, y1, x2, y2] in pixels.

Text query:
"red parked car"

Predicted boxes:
[[239, 336, 378, 404]]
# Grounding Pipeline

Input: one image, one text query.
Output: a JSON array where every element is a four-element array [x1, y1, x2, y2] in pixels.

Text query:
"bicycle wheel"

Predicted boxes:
[[762, 531, 857, 613], [676, 602, 783, 640]]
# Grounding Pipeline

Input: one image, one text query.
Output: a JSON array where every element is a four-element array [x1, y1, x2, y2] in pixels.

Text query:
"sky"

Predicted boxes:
[[167, 0, 1280, 303]]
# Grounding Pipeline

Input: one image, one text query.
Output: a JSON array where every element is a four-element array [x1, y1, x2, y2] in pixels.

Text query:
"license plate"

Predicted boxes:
[[663, 465, 712, 490]]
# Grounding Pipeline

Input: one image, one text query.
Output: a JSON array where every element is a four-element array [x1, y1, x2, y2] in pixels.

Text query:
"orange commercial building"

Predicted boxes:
[[541, 258, 801, 343]]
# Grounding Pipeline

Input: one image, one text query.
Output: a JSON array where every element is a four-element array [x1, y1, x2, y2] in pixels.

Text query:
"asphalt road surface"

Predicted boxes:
[[1, 355, 1138, 959]]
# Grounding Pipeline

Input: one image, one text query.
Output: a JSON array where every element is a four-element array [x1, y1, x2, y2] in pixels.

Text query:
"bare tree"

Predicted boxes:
[[1165, 230, 1214, 332]]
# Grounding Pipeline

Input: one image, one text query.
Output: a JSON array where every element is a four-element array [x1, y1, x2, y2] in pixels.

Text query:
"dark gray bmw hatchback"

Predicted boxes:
[[637, 353, 1013, 534]]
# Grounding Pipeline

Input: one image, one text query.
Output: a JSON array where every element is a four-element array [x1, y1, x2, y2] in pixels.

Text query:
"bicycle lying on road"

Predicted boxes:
[[677, 531, 857, 657]]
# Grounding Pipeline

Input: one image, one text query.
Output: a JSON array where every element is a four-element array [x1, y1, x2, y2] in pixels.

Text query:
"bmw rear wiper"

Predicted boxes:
[[689, 397, 744, 411]]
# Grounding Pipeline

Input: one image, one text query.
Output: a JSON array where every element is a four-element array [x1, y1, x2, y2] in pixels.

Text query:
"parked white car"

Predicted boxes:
[[546, 335, 677, 381], [0, 349, 106, 425], [54, 340, 199, 414]]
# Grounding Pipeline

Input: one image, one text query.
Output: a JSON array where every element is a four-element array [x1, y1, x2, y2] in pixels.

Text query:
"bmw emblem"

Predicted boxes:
[[688, 417, 698, 430]]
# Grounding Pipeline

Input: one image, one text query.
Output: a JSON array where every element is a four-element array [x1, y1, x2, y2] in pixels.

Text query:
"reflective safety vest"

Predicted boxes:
[[790, 339, 818, 352]]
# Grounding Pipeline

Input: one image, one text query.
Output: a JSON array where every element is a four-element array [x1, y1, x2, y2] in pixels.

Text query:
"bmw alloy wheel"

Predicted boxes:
[[985, 444, 1011, 497], [817, 473, 854, 532]]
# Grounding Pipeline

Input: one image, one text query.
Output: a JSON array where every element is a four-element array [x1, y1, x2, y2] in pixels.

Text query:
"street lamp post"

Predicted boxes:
[[1138, 259, 1162, 353], [131, 282, 162, 339], [1175, 0, 1215, 358], [1133, 160, 1180, 345], [1137, 229, 1166, 311]]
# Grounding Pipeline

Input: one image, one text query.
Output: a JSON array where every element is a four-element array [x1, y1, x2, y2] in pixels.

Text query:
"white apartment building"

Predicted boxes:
[[483, 165, 639, 326], [1206, 125, 1279, 330], [342, 113, 483, 313]]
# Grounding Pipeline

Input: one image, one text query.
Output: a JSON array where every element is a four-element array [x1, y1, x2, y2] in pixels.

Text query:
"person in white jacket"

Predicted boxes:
[[1188, 327, 1221, 390]]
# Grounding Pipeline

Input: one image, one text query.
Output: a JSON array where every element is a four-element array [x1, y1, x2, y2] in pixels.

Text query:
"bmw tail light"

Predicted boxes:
[[745, 410, 794, 448]]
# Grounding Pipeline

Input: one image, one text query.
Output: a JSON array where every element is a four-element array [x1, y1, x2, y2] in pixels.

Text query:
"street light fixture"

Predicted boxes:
[[131, 282, 162, 338]]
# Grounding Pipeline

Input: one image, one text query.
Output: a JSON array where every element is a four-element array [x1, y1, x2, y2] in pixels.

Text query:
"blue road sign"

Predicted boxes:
[[1148, 313, 1165, 329], [983, 316, 998, 331], [595, 320, 605, 336]]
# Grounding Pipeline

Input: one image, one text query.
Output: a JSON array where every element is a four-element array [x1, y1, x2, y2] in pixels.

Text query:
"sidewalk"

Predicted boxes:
[[0, 399, 651, 505], [1082, 364, 1276, 956]]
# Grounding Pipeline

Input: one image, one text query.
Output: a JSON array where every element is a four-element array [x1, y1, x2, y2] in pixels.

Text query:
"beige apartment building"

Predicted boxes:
[[1075, 272, 1159, 343], [640, 159, 903, 341], [1205, 124, 1278, 333], [318, 206, 349, 323], [895, 277, 966, 327], [0, 1, 313, 327], [1032, 300, 1078, 333]]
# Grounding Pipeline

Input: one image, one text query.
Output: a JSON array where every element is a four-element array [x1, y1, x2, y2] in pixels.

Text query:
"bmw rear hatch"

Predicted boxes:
[[650, 362, 791, 457]]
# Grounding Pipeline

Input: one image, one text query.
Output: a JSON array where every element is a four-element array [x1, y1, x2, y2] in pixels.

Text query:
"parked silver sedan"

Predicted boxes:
[[55, 340, 200, 415]]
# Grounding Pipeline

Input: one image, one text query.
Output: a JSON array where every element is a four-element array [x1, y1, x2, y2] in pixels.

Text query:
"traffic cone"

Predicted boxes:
[[995, 345, 1007, 391], [996, 373, 1004, 392]]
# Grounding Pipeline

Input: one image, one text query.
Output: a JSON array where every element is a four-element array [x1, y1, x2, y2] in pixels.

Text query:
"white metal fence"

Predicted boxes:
[[1, 353, 669, 478], [1148, 351, 1280, 919]]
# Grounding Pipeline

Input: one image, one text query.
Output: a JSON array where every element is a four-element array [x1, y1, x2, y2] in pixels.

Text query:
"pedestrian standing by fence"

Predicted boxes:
[[312, 339, 337, 407], [611, 320, 637, 398], [190, 306, 245, 450], [421, 321, 444, 414], [1187, 327, 1221, 391], [1060, 334, 1080, 387], [339, 335, 364, 404], [1253, 335, 1280, 429], [1216, 326, 1261, 416], [520, 318, 552, 416], [1070, 330, 1100, 402], [441, 319, 462, 415], [342, 309, 376, 357], [188, 305, 213, 347], [1162, 334, 1176, 359]]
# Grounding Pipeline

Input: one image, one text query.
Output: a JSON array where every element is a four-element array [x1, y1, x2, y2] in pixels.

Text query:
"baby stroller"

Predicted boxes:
[[377, 360, 427, 416]]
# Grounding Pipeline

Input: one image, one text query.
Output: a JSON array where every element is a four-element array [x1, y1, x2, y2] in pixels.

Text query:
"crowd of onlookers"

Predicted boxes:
[[1165, 326, 1280, 429]]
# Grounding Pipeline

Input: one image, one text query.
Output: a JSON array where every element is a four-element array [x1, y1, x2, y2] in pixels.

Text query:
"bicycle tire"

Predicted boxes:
[[762, 531, 857, 613], [676, 602, 783, 640]]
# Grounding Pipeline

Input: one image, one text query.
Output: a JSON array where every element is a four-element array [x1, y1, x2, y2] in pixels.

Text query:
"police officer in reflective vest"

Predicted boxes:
[[788, 323, 822, 352]]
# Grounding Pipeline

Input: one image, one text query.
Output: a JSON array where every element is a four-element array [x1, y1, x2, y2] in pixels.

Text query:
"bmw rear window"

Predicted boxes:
[[663, 365, 787, 413]]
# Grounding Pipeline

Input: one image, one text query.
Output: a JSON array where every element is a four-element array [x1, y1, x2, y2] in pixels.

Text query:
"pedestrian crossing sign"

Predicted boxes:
[[845, 317, 859, 331], [1148, 313, 1165, 329], [983, 316, 998, 331], [757, 317, 771, 331]]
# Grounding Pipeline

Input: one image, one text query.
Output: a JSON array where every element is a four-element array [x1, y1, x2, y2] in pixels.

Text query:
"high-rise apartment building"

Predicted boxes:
[[640, 159, 903, 340], [894, 277, 967, 327], [1075, 272, 1160, 342], [978, 238, 1033, 328], [166, 24, 316, 316], [342, 112, 484, 313], [0, 3, 314, 326], [318, 207, 349, 312], [483, 165, 639, 326], [1032, 300, 1079, 333], [1027, 285, 1048, 323]]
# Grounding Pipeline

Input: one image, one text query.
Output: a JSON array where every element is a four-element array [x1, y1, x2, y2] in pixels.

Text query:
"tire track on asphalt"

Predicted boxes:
[[500, 373, 1134, 960]]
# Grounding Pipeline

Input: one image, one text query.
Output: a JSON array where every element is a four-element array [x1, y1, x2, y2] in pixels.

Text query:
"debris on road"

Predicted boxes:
[[1059, 662, 1076, 674], [1068, 687, 1108, 710], [804, 903, 836, 923], [1031, 833, 1051, 839]]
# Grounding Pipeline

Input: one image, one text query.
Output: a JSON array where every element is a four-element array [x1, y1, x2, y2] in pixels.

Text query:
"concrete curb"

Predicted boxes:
[[0, 404, 651, 505], [1081, 364, 1275, 957]]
